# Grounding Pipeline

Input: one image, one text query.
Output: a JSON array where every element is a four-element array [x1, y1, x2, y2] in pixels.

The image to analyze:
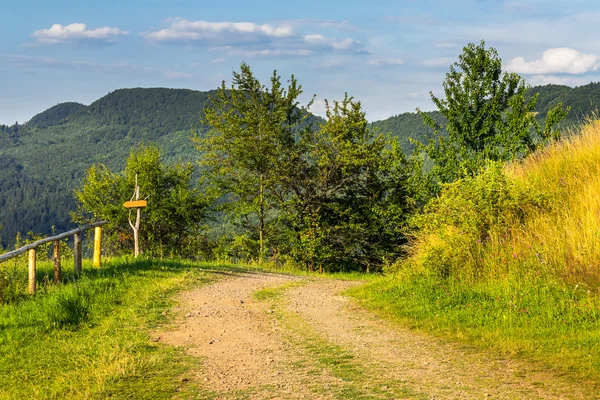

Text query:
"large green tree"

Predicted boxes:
[[73, 144, 208, 257], [196, 63, 312, 261], [417, 40, 569, 186], [273, 96, 416, 272]]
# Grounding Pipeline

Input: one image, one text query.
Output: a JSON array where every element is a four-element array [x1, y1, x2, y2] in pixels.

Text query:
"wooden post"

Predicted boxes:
[[127, 174, 142, 258], [93, 226, 102, 268], [74, 232, 83, 277], [28, 248, 36, 294], [53, 240, 61, 283]]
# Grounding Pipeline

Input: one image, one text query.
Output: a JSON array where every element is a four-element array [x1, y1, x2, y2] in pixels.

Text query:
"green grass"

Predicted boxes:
[[0, 257, 242, 399], [347, 275, 600, 383]]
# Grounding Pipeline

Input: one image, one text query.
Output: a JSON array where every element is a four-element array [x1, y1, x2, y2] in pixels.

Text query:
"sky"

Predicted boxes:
[[2, 0, 600, 124]]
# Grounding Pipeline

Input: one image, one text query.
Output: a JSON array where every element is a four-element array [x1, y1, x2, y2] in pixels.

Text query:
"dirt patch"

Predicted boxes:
[[156, 271, 338, 399], [157, 272, 598, 399]]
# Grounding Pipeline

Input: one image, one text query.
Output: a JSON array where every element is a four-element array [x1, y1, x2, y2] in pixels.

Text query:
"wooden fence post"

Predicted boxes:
[[28, 249, 36, 294], [74, 232, 82, 277], [93, 227, 102, 268], [53, 240, 61, 283]]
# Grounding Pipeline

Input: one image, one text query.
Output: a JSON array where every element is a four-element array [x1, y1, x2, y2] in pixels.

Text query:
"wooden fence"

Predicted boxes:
[[0, 221, 108, 294]]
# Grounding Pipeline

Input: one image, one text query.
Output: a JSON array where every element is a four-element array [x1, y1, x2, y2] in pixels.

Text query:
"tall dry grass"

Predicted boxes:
[[401, 120, 600, 288]]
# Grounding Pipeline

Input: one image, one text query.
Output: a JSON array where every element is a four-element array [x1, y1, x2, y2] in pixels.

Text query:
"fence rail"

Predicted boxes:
[[0, 221, 108, 294]]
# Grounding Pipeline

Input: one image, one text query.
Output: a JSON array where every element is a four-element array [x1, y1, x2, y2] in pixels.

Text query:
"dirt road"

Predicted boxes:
[[156, 271, 597, 399]]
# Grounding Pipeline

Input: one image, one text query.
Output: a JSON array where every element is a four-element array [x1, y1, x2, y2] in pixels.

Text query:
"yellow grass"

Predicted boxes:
[[405, 120, 600, 288]]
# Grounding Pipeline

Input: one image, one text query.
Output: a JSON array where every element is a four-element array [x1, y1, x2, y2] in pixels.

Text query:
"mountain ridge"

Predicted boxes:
[[1, 82, 599, 247]]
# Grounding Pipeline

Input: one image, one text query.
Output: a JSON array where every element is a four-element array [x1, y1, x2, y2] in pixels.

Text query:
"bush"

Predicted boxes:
[[394, 162, 548, 280], [396, 120, 600, 288]]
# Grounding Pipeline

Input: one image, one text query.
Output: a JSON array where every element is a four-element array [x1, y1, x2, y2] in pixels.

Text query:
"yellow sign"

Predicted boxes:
[[123, 200, 147, 209]]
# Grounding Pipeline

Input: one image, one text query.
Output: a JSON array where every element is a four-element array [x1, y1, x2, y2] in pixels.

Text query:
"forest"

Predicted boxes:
[[1, 68, 598, 251]]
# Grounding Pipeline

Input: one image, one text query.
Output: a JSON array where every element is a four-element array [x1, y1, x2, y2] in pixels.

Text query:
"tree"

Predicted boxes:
[[73, 144, 209, 257], [196, 63, 313, 262], [276, 96, 416, 272], [417, 40, 569, 186]]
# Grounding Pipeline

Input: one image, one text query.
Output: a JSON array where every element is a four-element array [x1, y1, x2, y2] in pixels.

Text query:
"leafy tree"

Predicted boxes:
[[417, 40, 569, 187], [196, 63, 312, 261], [73, 144, 208, 257], [276, 96, 416, 272]]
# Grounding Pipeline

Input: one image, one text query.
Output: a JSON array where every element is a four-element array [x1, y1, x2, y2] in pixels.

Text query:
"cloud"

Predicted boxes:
[[506, 48, 600, 75], [312, 57, 346, 69], [228, 49, 312, 58], [143, 18, 293, 43], [283, 18, 358, 32], [210, 58, 226, 63], [367, 58, 404, 66], [31, 23, 128, 45], [143, 18, 369, 57], [420, 57, 455, 67], [303, 34, 368, 54], [1, 54, 190, 80]]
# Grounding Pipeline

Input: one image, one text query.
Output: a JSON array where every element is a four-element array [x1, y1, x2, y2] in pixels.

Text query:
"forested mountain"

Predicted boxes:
[[0, 88, 215, 247], [1, 82, 599, 247], [371, 82, 600, 154]]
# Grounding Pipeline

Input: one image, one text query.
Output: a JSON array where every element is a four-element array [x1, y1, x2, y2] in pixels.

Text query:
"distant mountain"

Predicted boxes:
[[0, 88, 215, 247], [371, 82, 600, 153], [1, 82, 599, 247]]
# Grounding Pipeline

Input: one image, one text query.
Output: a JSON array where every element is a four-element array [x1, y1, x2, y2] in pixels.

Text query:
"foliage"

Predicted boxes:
[[73, 144, 209, 257], [1, 82, 599, 247], [417, 40, 569, 187], [397, 120, 600, 286], [398, 163, 547, 280], [198, 64, 416, 271], [277, 96, 416, 272], [0, 88, 214, 248], [197, 63, 313, 261]]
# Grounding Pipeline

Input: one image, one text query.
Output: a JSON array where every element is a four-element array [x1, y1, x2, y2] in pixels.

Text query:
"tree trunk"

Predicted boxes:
[[259, 173, 264, 263]]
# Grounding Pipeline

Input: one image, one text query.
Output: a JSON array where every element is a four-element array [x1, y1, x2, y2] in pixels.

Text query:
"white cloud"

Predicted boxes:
[[506, 48, 600, 75], [143, 18, 293, 43], [313, 57, 346, 69], [283, 18, 358, 32], [367, 58, 404, 66], [420, 57, 455, 67], [31, 23, 128, 44], [303, 34, 368, 53], [143, 18, 369, 57]]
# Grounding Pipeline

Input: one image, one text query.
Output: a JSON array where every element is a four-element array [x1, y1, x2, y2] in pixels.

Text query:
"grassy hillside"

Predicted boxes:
[[351, 119, 600, 379]]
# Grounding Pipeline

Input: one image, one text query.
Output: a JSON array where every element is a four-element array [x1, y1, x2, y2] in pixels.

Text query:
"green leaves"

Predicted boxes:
[[73, 144, 208, 257], [417, 40, 570, 188]]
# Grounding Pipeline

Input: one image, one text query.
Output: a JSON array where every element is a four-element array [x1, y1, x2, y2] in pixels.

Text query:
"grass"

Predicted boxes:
[[348, 121, 600, 385], [0, 257, 242, 399], [348, 275, 600, 383]]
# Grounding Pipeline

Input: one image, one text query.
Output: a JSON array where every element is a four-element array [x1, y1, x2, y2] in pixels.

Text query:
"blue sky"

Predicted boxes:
[[2, 0, 600, 124]]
